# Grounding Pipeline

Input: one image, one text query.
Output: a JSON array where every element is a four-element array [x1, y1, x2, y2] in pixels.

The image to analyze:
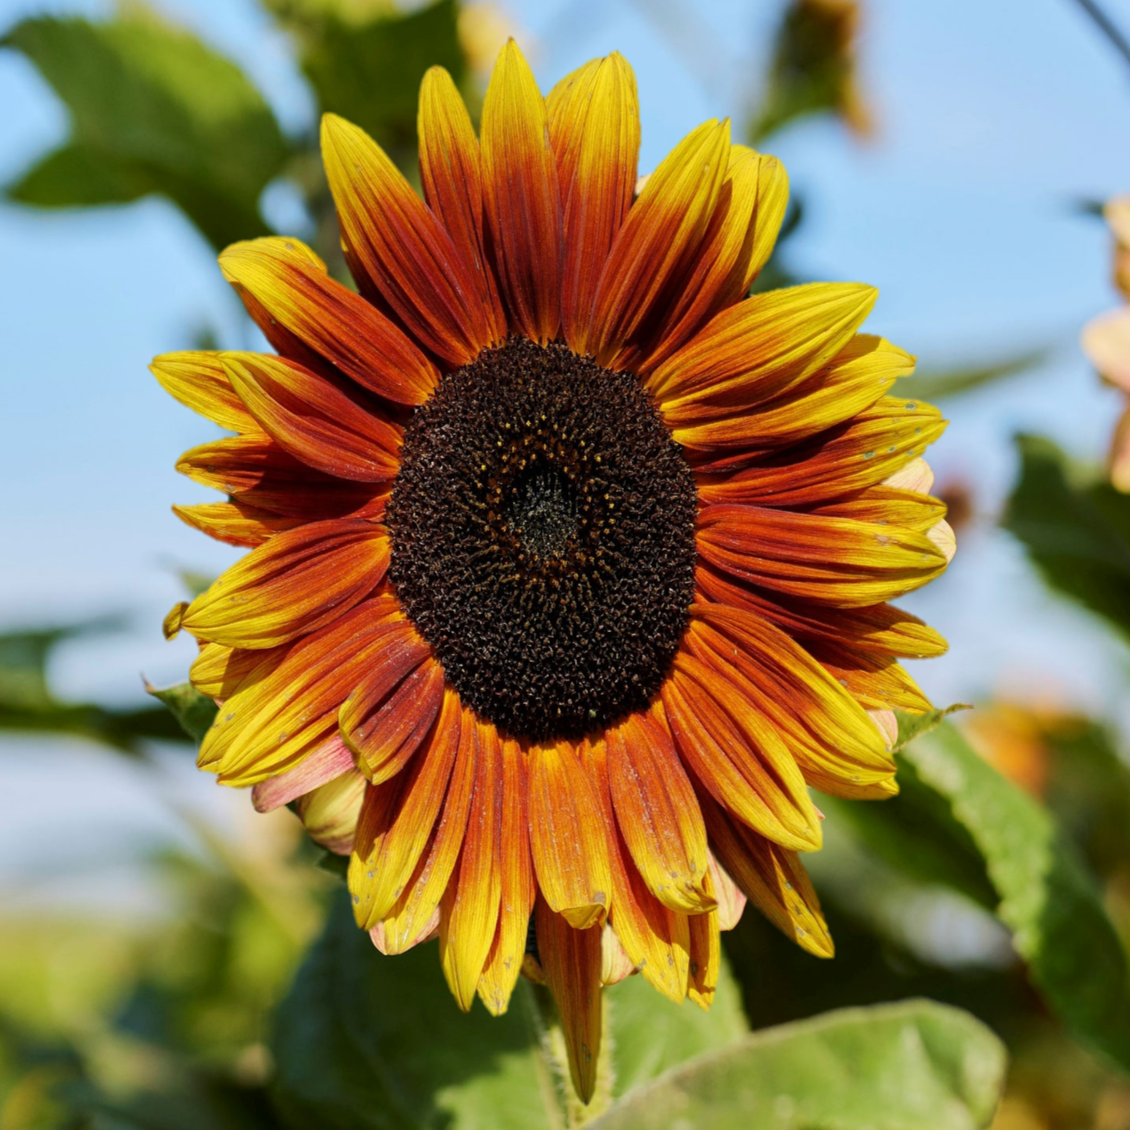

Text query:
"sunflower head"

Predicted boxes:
[[155, 40, 953, 1105]]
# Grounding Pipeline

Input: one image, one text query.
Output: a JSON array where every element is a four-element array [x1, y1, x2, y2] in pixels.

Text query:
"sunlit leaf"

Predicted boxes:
[[145, 680, 218, 745], [902, 722, 1130, 1071], [749, 0, 872, 143], [1003, 434, 1130, 640], [588, 999, 1005, 1130], [2, 11, 290, 249]]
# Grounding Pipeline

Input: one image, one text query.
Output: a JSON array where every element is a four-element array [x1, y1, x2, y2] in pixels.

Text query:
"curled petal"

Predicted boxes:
[[601, 924, 636, 986], [536, 898, 603, 1105], [296, 768, 367, 854], [687, 894, 720, 1010], [181, 519, 389, 649], [150, 351, 257, 433], [220, 237, 438, 406], [173, 501, 304, 548], [480, 40, 563, 343], [252, 734, 356, 812], [528, 740, 611, 929], [221, 353, 401, 483], [708, 852, 747, 932]]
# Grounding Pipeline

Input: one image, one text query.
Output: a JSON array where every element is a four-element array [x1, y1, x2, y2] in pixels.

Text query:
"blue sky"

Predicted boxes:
[[3, 0, 1130, 908]]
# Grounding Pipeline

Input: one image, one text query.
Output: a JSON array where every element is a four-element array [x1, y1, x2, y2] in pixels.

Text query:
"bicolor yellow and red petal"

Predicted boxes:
[[220, 353, 401, 482], [252, 734, 356, 812], [172, 501, 303, 548], [528, 740, 612, 929], [219, 238, 438, 406], [547, 53, 640, 354], [150, 351, 258, 432], [480, 39, 563, 343], [321, 114, 498, 367], [604, 709, 714, 913], [589, 118, 731, 369], [295, 769, 367, 854], [180, 519, 389, 649]]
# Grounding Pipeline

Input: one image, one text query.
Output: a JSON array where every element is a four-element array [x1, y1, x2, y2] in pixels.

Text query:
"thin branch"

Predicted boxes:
[[1071, 0, 1130, 74]]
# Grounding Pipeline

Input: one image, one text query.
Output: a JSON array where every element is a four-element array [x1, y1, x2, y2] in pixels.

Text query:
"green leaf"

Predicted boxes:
[[588, 999, 1005, 1130], [894, 704, 971, 752], [273, 0, 466, 173], [896, 348, 1050, 403], [749, 0, 870, 143], [1003, 434, 1130, 640], [608, 951, 748, 1098], [145, 681, 218, 745], [270, 889, 562, 1130], [902, 722, 1130, 1071], [3, 12, 290, 248]]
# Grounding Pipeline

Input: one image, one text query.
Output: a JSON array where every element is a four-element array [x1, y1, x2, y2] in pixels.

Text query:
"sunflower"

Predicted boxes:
[[154, 42, 953, 1103]]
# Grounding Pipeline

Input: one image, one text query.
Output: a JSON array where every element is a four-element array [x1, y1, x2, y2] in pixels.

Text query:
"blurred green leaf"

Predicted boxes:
[[897, 349, 1050, 404], [271, 0, 465, 173], [0, 617, 122, 710], [903, 722, 1130, 1071], [1003, 434, 1130, 640], [2, 11, 290, 249], [588, 999, 1006, 1130], [608, 952, 748, 1098], [894, 704, 971, 752], [145, 680, 217, 744], [270, 889, 562, 1130], [750, 0, 871, 144]]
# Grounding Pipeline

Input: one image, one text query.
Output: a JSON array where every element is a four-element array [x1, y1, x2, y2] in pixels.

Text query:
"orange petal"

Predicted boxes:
[[813, 485, 946, 534], [548, 53, 640, 354], [321, 114, 497, 367], [219, 237, 438, 406], [701, 792, 834, 958], [605, 709, 714, 914], [528, 740, 611, 929], [173, 501, 304, 548], [685, 605, 897, 798], [220, 353, 401, 483], [197, 596, 409, 785], [374, 702, 478, 953], [370, 907, 440, 956], [480, 40, 563, 343], [589, 119, 731, 369], [536, 897, 603, 1105], [340, 651, 445, 784], [181, 519, 389, 649], [251, 733, 356, 812], [693, 396, 947, 498], [441, 719, 504, 1011], [662, 652, 821, 851], [639, 144, 789, 374], [693, 564, 949, 659], [295, 768, 367, 854], [650, 282, 877, 420], [696, 502, 948, 608], [673, 334, 913, 451], [417, 66, 506, 341], [348, 688, 462, 930], [478, 737, 536, 1016], [590, 736, 690, 1003], [175, 433, 387, 520], [687, 900, 720, 1009], [150, 351, 257, 433]]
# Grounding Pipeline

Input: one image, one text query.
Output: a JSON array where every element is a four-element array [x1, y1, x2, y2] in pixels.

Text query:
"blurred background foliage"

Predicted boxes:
[[2, 0, 1130, 1127]]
